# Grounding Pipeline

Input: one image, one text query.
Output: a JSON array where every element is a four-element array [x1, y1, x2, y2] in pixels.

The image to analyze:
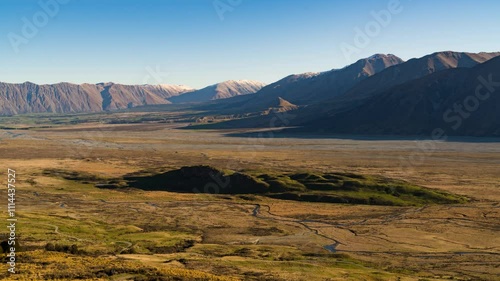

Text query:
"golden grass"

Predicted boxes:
[[0, 122, 498, 280]]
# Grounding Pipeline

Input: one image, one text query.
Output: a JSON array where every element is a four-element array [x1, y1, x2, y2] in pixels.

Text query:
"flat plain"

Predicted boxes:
[[0, 113, 498, 280]]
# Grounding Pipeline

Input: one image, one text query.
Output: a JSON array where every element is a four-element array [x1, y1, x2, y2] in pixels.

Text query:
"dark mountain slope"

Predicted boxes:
[[195, 51, 500, 133], [294, 56, 500, 137], [209, 54, 404, 114]]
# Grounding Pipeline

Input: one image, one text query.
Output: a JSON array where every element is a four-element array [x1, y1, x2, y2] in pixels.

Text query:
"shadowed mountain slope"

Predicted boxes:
[[195, 51, 500, 136], [292, 55, 500, 136]]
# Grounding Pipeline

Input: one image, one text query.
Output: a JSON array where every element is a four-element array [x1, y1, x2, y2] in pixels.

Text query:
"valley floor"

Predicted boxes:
[[0, 122, 498, 280]]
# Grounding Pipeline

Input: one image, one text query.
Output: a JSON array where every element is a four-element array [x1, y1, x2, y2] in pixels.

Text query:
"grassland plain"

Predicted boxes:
[[0, 116, 498, 280]]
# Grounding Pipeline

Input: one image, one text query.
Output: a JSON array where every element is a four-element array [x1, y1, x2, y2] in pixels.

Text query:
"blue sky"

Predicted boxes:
[[1, 0, 499, 88]]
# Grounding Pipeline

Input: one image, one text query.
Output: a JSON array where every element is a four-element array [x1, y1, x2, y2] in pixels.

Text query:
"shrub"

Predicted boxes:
[[45, 243, 55, 251]]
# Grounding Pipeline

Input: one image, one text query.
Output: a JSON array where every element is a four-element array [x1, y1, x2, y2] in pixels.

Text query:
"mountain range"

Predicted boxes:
[[294, 55, 500, 136], [194, 51, 500, 137], [0, 80, 264, 115], [1, 51, 499, 137]]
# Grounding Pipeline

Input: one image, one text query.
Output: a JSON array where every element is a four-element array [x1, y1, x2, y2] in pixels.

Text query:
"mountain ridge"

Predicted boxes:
[[290, 55, 500, 136], [190, 51, 500, 137], [0, 80, 264, 115], [205, 53, 404, 114]]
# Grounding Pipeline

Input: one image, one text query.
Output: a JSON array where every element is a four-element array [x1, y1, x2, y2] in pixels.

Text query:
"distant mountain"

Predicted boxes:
[[335, 51, 500, 107], [168, 80, 265, 104], [293, 55, 500, 136], [194, 51, 500, 137], [279, 51, 500, 127], [212, 54, 404, 114], [0, 82, 194, 115], [3, 50, 500, 135]]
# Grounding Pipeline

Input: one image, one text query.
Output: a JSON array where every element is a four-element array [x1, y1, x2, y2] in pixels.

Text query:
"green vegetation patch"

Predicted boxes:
[[42, 169, 106, 183], [42, 166, 468, 206], [269, 171, 468, 206], [123, 165, 270, 194]]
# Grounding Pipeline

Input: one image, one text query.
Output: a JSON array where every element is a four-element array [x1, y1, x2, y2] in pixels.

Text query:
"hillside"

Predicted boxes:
[[293, 56, 500, 136], [194, 51, 500, 136], [204, 54, 404, 114]]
